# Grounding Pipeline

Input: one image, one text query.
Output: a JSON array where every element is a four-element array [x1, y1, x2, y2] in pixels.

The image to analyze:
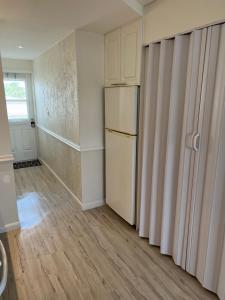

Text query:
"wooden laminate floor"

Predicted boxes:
[[0, 166, 217, 300]]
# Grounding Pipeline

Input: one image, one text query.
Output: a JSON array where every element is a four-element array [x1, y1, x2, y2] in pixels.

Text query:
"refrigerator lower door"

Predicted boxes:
[[105, 129, 136, 225]]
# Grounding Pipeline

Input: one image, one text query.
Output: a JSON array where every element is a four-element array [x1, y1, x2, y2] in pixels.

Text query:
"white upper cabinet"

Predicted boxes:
[[105, 19, 142, 86], [105, 29, 121, 86], [121, 19, 142, 85]]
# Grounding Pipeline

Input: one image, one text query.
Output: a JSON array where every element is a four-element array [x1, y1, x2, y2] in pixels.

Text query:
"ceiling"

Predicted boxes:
[[0, 0, 153, 60]]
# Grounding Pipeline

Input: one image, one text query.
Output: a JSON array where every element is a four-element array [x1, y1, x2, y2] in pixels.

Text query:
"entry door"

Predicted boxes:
[[9, 123, 37, 162], [3, 73, 37, 162]]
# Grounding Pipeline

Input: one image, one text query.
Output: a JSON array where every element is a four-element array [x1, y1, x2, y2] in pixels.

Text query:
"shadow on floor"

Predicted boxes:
[[0, 233, 18, 300]]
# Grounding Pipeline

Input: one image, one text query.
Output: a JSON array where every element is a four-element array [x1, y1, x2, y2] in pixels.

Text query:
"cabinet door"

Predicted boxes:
[[121, 19, 142, 85], [105, 29, 121, 86]]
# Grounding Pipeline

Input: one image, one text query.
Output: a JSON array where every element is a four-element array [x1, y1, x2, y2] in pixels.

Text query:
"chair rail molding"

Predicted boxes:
[[37, 124, 104, 152], [37, 124, 81, 151]]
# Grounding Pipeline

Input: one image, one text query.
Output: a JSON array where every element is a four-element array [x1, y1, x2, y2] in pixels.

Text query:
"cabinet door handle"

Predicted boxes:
[[0, 240, 8, 296]]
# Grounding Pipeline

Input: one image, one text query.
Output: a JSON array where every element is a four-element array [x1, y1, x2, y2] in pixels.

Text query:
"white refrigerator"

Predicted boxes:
[[105, 86, 138, 225]]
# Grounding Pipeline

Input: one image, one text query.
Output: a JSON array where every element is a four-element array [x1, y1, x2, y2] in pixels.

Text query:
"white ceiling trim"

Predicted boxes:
[[122, 0, 143, 15]]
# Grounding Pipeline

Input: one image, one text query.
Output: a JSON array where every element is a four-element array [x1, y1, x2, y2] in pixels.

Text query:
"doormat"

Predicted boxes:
[[13, 159, 42, 170]]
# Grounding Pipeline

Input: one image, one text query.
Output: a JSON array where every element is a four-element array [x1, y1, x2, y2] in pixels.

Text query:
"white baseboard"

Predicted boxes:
[[0, 154, 14, 163], [0, 221, 20, 233], [39, 158, 82, 209], [82, 199, 105, 211], [39, 158, 105, 211]]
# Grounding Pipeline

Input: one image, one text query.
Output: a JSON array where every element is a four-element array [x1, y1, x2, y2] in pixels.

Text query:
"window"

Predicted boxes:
[[3, 77, 29, 121]]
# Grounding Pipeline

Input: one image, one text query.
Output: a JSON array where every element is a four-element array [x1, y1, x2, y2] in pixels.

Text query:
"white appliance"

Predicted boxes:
[[105, 86, 138, 225], [0, 240, 8, 296]]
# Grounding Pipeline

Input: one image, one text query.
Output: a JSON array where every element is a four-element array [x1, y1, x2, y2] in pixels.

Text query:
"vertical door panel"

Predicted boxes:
[[195, 24, 225, 293], [22, 129, 34, 150], [186, 25, 221, 276], [161, 34, 190, 256], [22, 128, 37, 160], [137, 43, 160, 236], [174, 29, 208, 268], [149, 39, 174, 246]]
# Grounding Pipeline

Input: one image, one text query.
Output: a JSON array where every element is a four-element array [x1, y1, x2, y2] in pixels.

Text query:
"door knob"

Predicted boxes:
[[31, 119, 36, 128]]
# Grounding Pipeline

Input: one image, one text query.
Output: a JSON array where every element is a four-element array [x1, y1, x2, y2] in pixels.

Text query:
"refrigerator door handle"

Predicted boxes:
[[105, 128, 136, 138]]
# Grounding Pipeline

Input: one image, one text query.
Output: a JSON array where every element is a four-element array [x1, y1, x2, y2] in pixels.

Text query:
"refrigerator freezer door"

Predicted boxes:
[[105, 129, 136, 225], [105, 86, 138, 135]]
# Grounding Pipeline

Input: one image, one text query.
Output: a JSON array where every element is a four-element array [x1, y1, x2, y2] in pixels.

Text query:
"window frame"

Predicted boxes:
[[3, 73, 32, 124]]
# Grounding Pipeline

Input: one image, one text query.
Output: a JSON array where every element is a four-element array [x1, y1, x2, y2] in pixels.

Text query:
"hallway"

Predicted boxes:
[[2, 166, 217, 299]]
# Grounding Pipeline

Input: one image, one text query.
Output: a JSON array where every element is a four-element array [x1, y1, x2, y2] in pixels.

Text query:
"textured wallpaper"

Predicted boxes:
[[38, 129, 82, 200], [33, 32, 80, 144], [34, 32, 82, 202]]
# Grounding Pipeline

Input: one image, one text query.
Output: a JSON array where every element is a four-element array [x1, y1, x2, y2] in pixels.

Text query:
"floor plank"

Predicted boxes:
[[0, 165, 217, 299]]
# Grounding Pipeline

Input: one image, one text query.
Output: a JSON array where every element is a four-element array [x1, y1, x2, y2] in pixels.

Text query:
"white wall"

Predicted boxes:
[[76, 30, 105, 208], [2, 58, 33, 73], [81, 150, 105, 209], [144, 0, 225, 44], [0, 57, 19, 232], [76, 30, 104, 150]]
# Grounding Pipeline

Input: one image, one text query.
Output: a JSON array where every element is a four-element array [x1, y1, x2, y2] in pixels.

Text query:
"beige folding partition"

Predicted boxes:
[[137, 23, 225, 299], [195, 24, 225, 297]]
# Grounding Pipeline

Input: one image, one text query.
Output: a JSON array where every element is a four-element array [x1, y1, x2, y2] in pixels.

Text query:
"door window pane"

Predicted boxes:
[[6, 101, 28, 120], [3, 78, 29, 120], [4, 80, 26, 100]]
